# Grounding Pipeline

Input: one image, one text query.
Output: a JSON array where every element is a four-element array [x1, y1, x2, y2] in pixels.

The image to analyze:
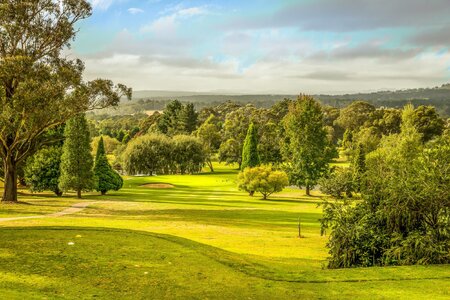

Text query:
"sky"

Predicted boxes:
[[72, 0, 450, 94]]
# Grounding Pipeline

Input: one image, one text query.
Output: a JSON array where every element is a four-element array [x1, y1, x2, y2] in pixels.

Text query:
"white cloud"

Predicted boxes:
[[128, 8, 144, 15], [141, 5, 208, 35], [89, 0, 114, 10]]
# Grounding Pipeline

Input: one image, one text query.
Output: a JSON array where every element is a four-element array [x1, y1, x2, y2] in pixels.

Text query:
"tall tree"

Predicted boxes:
[[180, 103, 198, 134], [241, 123, 260, 170], [0, 1, 131, 202], [197, 114, 221, 172], [59, 114, 96, 198], [94, 137, 123, 195], [282, 95, 333, 196]]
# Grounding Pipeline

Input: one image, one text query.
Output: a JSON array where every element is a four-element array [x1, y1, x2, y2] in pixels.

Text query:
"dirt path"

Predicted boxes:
[[0, 201, 96, 222]]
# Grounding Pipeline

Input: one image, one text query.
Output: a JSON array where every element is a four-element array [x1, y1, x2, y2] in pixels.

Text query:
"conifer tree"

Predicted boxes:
[[59, 114, 96, 198], [241, 123, 260, 170], [94, 137, 123, 195], [180, 103, 198, 134]]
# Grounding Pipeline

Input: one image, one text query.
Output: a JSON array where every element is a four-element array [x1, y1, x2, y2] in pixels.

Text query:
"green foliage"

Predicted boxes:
[[342, 129, 353, 149], [197, 114, 221, 172], [24, 147, 63, 196], [318, 168, 354, 199], [241, 123, 260, 170], [0, 1, 130, 202], [282, 95, 335, 195], [121, 134, 205, 175], [335, 101, 376, 131], [321, 105, 450, 268], [179, 103, 198, 134], [411, 105, 445, 142], [237, 166, 289, 199], [352, 143, 366, 192], [59, 114, 96, 198], [91, 135, 121, 157], [172, 135, 206, 174], [94, 137, 123, 195], [219, 105, 259, 167]]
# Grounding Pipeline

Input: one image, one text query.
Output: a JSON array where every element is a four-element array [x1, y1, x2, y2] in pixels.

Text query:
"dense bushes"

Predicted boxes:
[[121, 134, 205, 175], [321, 107, 450, 268]]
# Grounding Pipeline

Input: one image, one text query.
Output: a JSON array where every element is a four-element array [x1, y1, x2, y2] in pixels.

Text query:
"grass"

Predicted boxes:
[[0, 163, 449, 299]]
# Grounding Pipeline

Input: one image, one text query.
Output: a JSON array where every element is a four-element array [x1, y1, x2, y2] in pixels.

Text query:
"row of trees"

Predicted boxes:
[[121, 134, 205, 176], [25, 115, 122, 198]]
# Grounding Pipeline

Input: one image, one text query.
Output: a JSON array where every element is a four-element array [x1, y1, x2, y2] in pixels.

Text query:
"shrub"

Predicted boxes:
[[318, 168, 354, 199], [238, 166, 289, 200]]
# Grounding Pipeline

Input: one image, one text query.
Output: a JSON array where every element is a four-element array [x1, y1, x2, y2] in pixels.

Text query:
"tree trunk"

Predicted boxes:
[[207, 159, 214, 173], [2, 156, 18, 202], [249, 191, 255, 196], [77, 189, 82, 199], [263, 194, 267, 200], [305, 184, 311, 196], [101, 190, 106, 196]]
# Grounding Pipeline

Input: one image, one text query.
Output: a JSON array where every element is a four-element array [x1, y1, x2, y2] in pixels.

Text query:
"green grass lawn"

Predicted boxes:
[[0, 163, 449, 299]]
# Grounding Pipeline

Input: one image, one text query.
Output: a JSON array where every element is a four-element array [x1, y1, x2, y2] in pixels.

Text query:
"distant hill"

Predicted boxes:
[[106, 84, 450, 117]]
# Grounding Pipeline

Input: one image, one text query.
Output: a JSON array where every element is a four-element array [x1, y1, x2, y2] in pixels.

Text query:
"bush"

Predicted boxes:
[[318, 168, 354, 199], [238, 166, 289, 199], [24, 146, 63, 196]]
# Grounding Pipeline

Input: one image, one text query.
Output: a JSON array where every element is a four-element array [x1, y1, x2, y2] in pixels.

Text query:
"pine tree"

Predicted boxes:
[[241, 123, 260, 170], [352, 143, 366, 192], [59, 114, 96, 198], [180, 103, 198, 134], [94, 137, 123, 195], [282, 95, 333, 196]]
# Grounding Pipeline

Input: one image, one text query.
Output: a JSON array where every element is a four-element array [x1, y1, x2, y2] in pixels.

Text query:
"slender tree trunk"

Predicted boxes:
[[305, 184, 311, 196], [207, 159, 214, 173], [77, 189, 82, 199], [2, 155, 18, 202], [249, 191, 255, 196]]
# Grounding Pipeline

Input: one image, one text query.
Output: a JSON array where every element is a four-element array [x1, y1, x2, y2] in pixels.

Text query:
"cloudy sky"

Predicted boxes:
[[74, 0, 450, 94]]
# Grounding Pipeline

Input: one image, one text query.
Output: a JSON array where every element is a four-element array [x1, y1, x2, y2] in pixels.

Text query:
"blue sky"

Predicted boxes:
[[72, 0, 450, 94]]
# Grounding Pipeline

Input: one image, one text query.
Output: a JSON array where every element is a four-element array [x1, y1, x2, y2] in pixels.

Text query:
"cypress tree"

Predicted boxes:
[[241, 123, 260, 170], [59, 114, 96, 198], [94, 137, 123, 195]]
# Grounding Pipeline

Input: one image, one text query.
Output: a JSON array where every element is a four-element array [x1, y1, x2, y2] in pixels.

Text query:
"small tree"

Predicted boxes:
[[94, 137, 123, 195], [241, 123, 260, 170], [24, 147, 63, 196], [59, 114, 96, 198], [238, 166, 289, 200]]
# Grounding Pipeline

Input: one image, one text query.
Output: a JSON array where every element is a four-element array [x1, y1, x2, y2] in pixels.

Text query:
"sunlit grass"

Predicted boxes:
[[0, 163, 449, 299]]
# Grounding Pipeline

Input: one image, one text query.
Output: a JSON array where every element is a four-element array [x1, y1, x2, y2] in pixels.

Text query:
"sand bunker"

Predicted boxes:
[[141, 183, 175, 189]]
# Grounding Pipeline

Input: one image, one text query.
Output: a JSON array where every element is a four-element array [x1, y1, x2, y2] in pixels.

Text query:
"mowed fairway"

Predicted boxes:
[[0, 164, 449, 299]]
